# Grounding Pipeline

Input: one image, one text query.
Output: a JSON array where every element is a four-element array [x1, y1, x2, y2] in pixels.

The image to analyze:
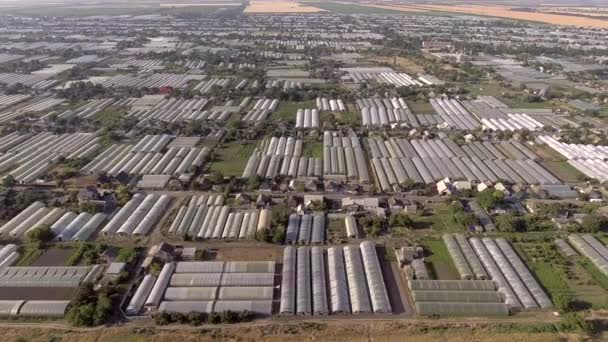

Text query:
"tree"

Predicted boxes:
[[247, 175, 262, 190], [2, 174, 15, 188], [115, 186, 132, 206], [208, 170, 224, 184], [26, 225, 54, 244], [476, 189, 504, 210], [389, 213, 414, 228]]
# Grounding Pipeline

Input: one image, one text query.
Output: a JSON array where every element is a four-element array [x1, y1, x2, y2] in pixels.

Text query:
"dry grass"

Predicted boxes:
[[408, 5, 608, 28], [0, 321, 567, 342], [244, 0, 324, 13]]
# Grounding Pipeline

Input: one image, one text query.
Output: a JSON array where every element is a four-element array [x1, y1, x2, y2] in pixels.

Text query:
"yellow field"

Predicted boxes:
[[538, 7, 608, 18], [408, 5, 608, 28], [244, 0, 324, 13], [358, 3, 427, 13], [160, 3, 242, 7]]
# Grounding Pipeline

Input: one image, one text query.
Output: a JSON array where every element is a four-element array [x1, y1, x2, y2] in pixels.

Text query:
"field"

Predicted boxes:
[[302, 141, 323, 158], [371, 56, 426, 74], [0, 321, 570, 342], [210, 141, 256, 177], [407, 5, 608, 28], [244, 1, 324, 13], [310, 2, 405, 15], [419, 239, 460, 280], [272, 100, 315, 121], [516, 240, 608, 310]]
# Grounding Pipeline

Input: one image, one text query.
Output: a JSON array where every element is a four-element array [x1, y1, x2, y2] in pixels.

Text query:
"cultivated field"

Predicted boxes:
[[244, 1, 324, 13], [407, 5, 608, 28]]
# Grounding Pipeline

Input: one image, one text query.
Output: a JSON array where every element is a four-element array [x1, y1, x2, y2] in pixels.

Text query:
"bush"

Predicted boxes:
[[26, 225, 54, 244], [67, 283, 116, 327], [389, 213, 413, 228]]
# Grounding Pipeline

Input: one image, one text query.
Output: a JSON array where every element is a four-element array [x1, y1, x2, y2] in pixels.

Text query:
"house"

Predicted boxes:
[[454, 181, 472, 191], [180, 247, 198, 261], [77, 186, 101, 203], [234, 193, 251, 206], [142, 242, 175, 269], [589, 190, 603, 203], [388, 197, 403, 209], [436, 180, 451, 195], [477, 182, 491, 193]]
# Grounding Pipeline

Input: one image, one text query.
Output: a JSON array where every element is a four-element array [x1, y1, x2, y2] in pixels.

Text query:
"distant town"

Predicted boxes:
[[0, 1, 607, 341]]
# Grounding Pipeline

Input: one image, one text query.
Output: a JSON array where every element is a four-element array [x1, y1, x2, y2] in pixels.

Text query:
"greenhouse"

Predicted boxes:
[[217, 286, 274, 301], [158, 301, 214, 314], [213, 300, 272, 316], [18, 301, 71, 317], [415, 302, 509, 317], [412, 290, 503, 303], [170, 273, 222, 287], [163, 287, 218, 301], [0, 300, 23, 316], [408, 280, 496, 292], [280, 246, 296, 315]]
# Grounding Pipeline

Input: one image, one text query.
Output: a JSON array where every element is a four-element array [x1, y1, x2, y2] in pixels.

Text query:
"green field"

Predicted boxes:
[[420, 239, 460, 280], [272, 100, 315, 121], [516, 241, 608, 310], [408, 100, 435, 115], [302, 141, 323, 158], [210, 141, 256, 177]]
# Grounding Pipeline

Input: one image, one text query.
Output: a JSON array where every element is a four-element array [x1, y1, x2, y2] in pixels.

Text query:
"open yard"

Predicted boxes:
[[210, 141, 256, 177], [31, 247, 74, 266]]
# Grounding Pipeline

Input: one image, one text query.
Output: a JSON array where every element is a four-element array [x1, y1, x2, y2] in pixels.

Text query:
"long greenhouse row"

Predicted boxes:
[[356, 97, 420, 128], [91, 73, 202, 89], [567, 234, 608, 277], [463, 98, 545, 132], [40, 98, 123, 121], [242, 97, 279, 122], [464, 237, 552, 311], [0, 266, 95, 287], [295, 108, 320, 129], [539, 135, 608, 183], [284, 214, 326, 245], [126, 261, 276, 317], [0, 201, 107, 241], [0, 132, 98, 183], [168, 199, 268, 239], [100, 193, 171, 236], [408, 280, 509, 317], [366, 137, 559, 189], [241, 136, 322, 179], [0, 300, 71, 317], [82, 134, 209, 177], [323, 131, 370, 182], [430, 97, 481, 130], [316, 97, 345, 112], [280, 242, 391, 316], [127, 97, 222, 123]]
